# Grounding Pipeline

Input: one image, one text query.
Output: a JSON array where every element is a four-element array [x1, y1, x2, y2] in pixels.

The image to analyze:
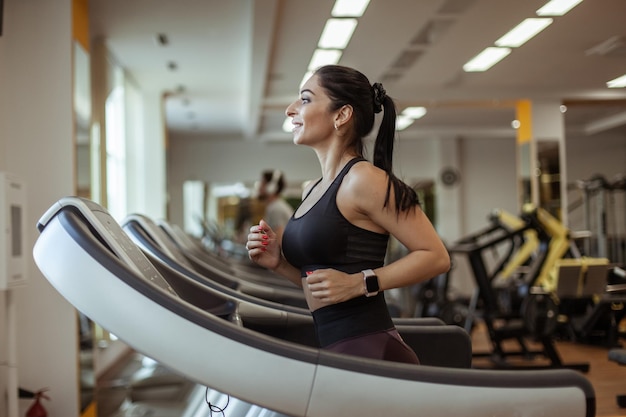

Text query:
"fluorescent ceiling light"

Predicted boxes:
[[607, 74, 626, 88], [537, 0, 583, 16], [300, 70, 314, 88], [308, 49, 343, 70], [396, 115, 415, 131], [319, 18, 358, 49], [495, 18, 553, 48], [332, 0, 370, 17], [463, 47, 511, 72], [401, 106, 427, 119]]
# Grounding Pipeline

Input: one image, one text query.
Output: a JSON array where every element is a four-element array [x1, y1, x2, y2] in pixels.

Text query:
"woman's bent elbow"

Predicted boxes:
[[437, 252, 451, 275]]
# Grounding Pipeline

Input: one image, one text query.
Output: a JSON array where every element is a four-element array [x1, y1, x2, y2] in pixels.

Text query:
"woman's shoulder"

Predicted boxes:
[[347, 159, 386, 184], [343, 160, 388, 199]]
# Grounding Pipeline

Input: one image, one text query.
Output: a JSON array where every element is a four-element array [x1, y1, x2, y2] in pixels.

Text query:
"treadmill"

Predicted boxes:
[[33, 197, 596, 417]]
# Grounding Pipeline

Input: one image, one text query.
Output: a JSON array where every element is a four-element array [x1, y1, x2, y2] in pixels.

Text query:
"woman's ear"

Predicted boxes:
[[334, 104, 353, 129]]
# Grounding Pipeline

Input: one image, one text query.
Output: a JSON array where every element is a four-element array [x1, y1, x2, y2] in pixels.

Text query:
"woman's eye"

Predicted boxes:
[[301, 96, 310, 104]]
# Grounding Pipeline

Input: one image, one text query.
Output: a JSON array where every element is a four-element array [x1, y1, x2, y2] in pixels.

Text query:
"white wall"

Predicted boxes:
[[0, 1, 79, 416], [565, 131, 626, 182]]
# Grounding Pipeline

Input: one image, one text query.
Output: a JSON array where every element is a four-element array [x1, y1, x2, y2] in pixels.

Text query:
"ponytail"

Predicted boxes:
[[372, 86, 420, 215]]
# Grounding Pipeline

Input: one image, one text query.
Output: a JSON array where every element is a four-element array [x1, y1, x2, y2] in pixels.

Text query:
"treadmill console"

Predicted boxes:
[[38, 197, 176, 296]]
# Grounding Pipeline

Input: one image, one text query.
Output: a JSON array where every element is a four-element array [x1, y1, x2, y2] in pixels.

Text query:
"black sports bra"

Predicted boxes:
[[282, 157, 389, 276]]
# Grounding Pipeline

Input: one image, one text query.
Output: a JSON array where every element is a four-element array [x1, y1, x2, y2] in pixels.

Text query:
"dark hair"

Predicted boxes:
[[313, 65, 419, 214]]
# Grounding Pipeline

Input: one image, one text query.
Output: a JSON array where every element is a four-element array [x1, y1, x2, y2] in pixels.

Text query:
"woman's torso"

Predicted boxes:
[[282, 157, 389, 311]]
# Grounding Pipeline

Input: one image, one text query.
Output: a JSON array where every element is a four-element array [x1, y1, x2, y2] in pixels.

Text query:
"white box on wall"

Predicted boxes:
[[0, 172, 27, 289]]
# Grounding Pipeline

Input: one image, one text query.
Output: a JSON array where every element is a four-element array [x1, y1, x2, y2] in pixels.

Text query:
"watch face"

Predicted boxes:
[[366, 275, 379, 292]]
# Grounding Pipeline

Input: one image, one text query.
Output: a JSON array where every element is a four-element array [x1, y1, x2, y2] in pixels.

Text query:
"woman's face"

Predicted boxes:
[[285, 74, 336, 146]]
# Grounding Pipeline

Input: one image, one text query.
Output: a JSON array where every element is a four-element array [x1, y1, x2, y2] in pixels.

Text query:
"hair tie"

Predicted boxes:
[[372, 82, 386, 114]]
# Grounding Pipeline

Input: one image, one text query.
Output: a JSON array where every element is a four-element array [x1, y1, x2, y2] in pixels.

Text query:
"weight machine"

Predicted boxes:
[[447, 205, 590, 371], [570, 174, 626, 264]]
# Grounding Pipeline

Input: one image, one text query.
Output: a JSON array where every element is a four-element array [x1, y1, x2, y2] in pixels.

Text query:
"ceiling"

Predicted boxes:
[[89, 0, 626, 143]]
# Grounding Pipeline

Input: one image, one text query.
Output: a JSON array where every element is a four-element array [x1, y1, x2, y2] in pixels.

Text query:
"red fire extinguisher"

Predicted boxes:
[[25, 388, 50, 417]]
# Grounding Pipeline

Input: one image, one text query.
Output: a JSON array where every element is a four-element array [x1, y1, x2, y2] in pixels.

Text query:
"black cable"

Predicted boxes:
[[205, 386, 230, 416]]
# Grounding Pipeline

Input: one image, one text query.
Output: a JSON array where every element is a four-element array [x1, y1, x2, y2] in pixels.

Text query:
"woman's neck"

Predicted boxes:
[[317, 149, 359, 182]]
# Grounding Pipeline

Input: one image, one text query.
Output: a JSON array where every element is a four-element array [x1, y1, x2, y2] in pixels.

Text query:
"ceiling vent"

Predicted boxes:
[[391, 50, 423, 70], [437, 0, 477, 15], [380, 71, 404, 84], [585, 35, 626, 57], [411, 19, 455, 46]]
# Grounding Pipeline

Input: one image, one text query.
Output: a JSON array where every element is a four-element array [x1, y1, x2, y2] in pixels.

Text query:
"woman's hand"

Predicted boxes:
[[246, 219, 282, 270], [304, 269, 363, 304]]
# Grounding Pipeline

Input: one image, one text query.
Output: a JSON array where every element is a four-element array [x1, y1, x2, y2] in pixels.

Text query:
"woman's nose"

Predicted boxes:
[[285, 100, 297, 117]]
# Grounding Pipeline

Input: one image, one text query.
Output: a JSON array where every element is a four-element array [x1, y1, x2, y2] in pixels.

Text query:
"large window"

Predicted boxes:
[[105, 81, 127, 221]]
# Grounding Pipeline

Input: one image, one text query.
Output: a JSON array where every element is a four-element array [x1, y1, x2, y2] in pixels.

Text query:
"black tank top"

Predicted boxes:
[[282, 157, 389, 275], [282, 157, 394, 347]]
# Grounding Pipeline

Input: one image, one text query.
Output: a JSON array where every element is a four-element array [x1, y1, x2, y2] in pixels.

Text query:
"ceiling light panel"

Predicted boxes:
[[318, 18, 358, 49], [308, 49, 343, 70], [402, 107, 427, 119], [607, 74, 626, 88], [463, 47, 511, 72], [331, 0, 370, 17], [396, 115, 415, 131], [300, 71, 314, 88], [536, 0, 584, 16], [495, 18, 553, 48]]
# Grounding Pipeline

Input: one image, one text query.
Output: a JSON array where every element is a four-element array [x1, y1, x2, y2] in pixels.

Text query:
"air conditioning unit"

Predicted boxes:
[[0, 172, 27, 289]]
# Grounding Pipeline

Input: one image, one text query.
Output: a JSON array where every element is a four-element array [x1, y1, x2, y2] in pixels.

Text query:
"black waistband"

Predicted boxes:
[[311, 293, 394, 347]]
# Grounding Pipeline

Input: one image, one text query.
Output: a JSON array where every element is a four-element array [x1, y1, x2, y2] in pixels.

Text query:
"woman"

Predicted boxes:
[[246, 65, 450, 364]]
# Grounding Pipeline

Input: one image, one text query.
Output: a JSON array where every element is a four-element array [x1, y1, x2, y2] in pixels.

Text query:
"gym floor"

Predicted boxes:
[[470, 322, 626, 417]]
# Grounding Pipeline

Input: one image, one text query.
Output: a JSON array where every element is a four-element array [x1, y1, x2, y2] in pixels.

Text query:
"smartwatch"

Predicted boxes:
[[363, 269, 380, 297]]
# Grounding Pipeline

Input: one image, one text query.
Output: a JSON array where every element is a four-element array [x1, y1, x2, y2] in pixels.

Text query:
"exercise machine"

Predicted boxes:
[[448, 206, 590, 371], [33, 197, 596, 417]]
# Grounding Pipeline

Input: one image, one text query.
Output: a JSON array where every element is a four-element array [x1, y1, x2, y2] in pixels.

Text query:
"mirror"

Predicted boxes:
[[73, 39, 96, 415]]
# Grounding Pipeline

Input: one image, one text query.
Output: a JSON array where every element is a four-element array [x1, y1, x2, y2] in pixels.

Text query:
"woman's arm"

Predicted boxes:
[[349, 163, 450, 290]]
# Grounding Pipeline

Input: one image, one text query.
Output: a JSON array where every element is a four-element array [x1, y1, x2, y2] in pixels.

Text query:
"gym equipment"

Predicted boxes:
[[448, 206, 590, 371], [145, 216, 309, 308], [159, 218, 297, 290], [570, 174, 626, 264], [33, 197, 596, 417], [122, 212, 473, 368], [551, 258, 626, 346]]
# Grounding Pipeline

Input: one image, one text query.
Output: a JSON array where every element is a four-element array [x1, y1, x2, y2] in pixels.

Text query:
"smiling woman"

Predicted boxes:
[[246, 65, 451, 364]]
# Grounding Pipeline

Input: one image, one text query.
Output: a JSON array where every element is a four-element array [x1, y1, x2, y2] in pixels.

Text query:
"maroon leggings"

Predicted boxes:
[[324, 328, 420, 365]]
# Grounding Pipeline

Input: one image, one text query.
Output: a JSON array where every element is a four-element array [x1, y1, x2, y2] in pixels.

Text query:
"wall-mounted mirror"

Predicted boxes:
[[73, 39, 97, 415]]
